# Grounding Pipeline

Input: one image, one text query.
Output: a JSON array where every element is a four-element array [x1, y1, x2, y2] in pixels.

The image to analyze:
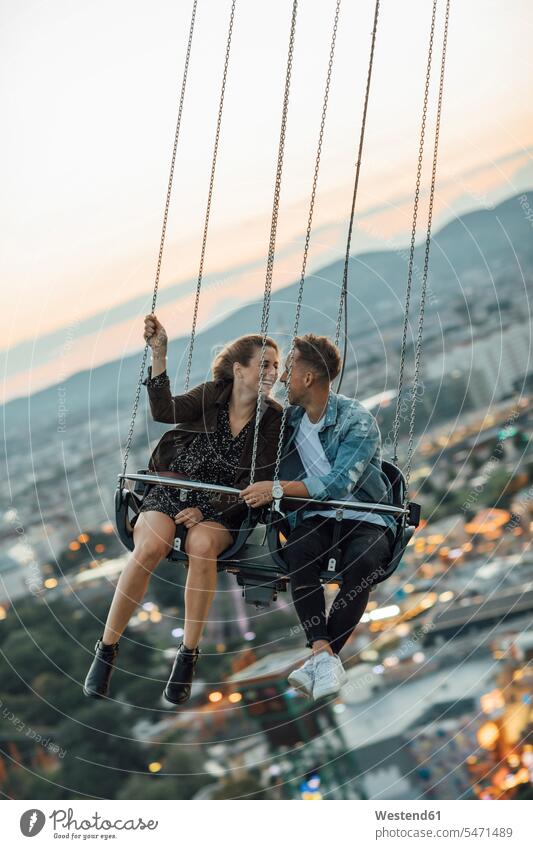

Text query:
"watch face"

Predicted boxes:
[[272, 483, 284, 499]]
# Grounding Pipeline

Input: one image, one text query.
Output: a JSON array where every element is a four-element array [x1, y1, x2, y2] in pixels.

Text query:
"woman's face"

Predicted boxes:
[[237, 345, 279, 396]]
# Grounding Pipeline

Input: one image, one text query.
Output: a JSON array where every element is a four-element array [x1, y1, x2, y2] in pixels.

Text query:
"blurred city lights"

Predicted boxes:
[[439, 591, 454, 602], [368, 605, 401, 621], [477, 721, 500, 750]]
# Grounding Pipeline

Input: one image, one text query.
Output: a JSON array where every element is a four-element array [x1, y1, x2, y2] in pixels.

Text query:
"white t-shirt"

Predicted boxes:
[[294, 411, 386, 526]]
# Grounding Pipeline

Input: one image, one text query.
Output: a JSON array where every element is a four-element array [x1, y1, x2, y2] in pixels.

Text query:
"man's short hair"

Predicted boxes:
[[293, 333, 342, 383]]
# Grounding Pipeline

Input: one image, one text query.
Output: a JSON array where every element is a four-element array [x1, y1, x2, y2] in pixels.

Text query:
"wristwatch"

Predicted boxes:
[[272, 481, 284, 502]]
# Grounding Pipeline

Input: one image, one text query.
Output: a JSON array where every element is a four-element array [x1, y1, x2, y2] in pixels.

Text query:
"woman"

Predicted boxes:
[[83, 314, 282, 705]]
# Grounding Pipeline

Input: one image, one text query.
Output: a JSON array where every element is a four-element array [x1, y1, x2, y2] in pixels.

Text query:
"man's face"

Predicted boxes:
[[280, 350, 308, 404]]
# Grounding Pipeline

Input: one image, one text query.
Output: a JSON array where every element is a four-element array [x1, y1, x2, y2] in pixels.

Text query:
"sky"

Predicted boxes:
[[1, 0, 532, 403]]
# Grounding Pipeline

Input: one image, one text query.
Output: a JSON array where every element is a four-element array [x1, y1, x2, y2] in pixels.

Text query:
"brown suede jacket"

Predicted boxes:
[[142, 366, 283, 523]]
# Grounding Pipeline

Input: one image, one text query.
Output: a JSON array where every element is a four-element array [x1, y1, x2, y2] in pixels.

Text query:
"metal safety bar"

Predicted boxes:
[[118, 472, 409, 517]]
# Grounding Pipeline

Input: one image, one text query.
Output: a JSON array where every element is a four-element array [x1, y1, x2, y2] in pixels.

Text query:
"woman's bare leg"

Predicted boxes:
[[101, 511, 176, 644], [183, 521, 232, 648]]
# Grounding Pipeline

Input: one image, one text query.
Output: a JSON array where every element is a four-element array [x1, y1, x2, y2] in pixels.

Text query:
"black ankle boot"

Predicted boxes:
[[164, 643, 200, 705], [83, 638, 120, 699]]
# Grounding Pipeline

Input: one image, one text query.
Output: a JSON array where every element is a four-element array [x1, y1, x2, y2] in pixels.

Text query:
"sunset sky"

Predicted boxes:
[[1, 0, 532, 403]]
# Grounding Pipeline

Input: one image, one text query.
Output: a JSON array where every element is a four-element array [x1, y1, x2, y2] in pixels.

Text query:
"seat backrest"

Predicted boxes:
[[381, 460, 406, 507]]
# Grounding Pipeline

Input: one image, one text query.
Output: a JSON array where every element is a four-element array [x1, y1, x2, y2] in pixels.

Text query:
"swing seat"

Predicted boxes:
[[115, 472, 287, 607], [224, 523, 289, 608], [114, 470, 260, 565], [263, 460, 420, 590], [114, 461, 420, 607], [375, 460, 420, 585]]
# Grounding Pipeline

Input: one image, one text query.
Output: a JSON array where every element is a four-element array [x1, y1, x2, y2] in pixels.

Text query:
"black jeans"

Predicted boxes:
[[282, 516, 395, 656]]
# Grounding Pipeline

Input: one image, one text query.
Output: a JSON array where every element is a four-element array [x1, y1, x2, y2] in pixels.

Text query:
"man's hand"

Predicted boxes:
[[174, 507, 204, 528], [240, 482, 274, 509]]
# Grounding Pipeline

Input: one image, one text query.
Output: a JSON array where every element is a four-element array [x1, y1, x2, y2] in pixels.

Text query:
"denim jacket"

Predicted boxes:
[[278, 391, 397, 536]]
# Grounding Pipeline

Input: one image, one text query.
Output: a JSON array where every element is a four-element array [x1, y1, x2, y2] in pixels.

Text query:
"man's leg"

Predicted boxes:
[[327, 522, 394, 657], [284, 517, 350, 699], [283, 518, 332, 650]]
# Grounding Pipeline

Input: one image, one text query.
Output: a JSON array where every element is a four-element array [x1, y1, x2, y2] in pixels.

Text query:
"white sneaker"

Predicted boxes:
[[312, 652, 347, 701], [287, 655, 316, 697]]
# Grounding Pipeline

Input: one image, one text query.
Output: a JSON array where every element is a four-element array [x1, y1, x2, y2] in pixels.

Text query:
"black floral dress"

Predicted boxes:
[[139, 371, 254, 541]]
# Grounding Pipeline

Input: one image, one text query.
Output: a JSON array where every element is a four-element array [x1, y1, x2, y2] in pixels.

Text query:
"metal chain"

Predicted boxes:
[[121, 0, 197, 477], [272, 0, 342, 485], [334, 0, 380, 364], [391, 0, 437, 467], [184, 0, 237, 391], [249, 0, 298, 485], [403, 0, 451, 500]]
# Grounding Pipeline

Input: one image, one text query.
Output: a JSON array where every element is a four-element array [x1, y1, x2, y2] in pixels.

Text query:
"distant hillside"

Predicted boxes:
[[3, 190, 532, 442]]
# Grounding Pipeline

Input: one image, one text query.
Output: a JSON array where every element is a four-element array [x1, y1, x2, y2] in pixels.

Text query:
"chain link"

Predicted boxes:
[[249, 0, 298, 485], [391, 0, 437, 468], [272, 0, 342, 486], [334, 0, 380, 362], [403, 0, 451, 500], [121, 0, 197, 477], [184, 0, 237, 392]]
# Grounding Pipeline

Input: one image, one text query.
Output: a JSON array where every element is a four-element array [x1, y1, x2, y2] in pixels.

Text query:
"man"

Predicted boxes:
[[241, 333, 396, 701]]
